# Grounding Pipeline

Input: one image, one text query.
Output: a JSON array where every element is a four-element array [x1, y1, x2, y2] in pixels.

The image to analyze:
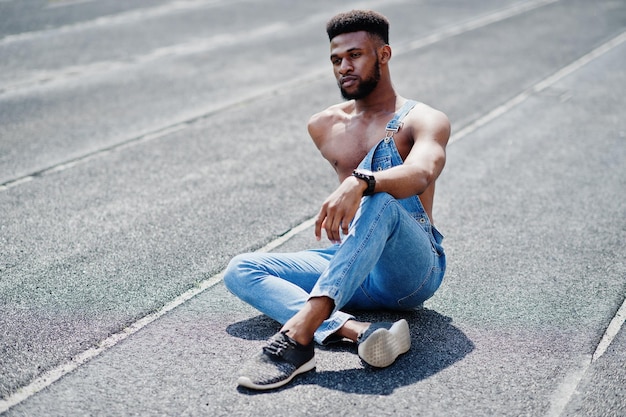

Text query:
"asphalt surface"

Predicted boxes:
[[1, 0, 625, 416]]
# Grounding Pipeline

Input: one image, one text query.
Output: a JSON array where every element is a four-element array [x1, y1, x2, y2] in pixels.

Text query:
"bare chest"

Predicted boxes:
[[321, 119, 412, 178]]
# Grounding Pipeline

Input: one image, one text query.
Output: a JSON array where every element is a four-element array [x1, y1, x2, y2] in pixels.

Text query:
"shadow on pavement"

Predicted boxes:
[[228, 308, 474, 395]]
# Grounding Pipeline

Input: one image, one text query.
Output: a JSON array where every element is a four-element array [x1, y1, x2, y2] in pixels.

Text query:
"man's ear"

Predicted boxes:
[[379, 44, 392, 64]]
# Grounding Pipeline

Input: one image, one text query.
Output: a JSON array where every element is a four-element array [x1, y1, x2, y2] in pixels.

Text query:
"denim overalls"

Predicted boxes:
[[225, 100, 446, 344], [358, 99, 445, 256]]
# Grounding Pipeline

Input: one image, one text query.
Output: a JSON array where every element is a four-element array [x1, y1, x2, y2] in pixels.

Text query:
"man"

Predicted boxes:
[[224, 9, 449, 390]]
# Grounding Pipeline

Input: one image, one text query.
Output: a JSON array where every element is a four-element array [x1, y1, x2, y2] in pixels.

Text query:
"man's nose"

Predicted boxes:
[[338, 60, 353, 75]]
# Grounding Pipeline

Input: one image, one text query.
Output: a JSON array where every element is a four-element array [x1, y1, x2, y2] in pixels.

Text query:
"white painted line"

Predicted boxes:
[[1, 0, 556, 96], [256, 217, 317, 254], [450, 30, 626, 144], [0, 215, 317, 413], [547, 296, 626, 416], [46, 0, 95, 9], [0, 175, 34, 191], [450, 31, 626, 417], [2, 124, 188, 189], [397, 0, 559, 54], [0, 0, 561, 191], [1, 3, 623, 414], [0, 271, 225, 413], [546, 355, 593, 417], [0, 0, 235, 45], [0, 21, 290, 96], [592, 297, 626, 362]]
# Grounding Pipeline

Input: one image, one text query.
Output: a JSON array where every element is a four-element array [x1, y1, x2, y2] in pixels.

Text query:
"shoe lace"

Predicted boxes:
[[263, 331, 295, 357]]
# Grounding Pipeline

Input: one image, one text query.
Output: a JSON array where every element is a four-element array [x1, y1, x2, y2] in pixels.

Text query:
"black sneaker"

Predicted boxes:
[[357, 319, 411, 368], [237, 331, 316, 390]]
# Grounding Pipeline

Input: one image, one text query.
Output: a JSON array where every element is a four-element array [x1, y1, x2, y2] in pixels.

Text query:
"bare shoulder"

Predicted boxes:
[[307, 101, 354, 148], [405, 102, 451, 146]]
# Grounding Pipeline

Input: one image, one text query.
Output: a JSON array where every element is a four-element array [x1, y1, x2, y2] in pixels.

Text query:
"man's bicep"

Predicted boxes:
[[406, 110, 449, 170], [404, 137, 447, 181]]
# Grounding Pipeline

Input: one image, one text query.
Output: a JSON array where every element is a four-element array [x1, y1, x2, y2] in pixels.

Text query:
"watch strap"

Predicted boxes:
[[352, 170, 376, 196]]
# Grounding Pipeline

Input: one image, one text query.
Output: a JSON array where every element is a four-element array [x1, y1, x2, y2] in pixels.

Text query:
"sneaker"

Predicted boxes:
[[357, 319, 411, 368], [237, 331, 316, 390]]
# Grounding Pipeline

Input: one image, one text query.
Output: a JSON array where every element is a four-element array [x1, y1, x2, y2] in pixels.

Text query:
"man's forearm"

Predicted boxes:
[[371, 164, 433, 199]]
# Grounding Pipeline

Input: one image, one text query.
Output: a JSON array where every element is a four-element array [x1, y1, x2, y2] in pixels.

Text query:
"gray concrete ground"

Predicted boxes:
[[0, 0, 624, 416]]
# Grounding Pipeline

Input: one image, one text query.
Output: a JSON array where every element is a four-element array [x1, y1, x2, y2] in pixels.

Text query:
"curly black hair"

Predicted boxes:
[[326, 10, 390, 44]]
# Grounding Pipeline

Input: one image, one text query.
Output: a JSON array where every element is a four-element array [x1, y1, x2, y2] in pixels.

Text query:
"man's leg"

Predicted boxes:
[[223, 248, 358, 344], [281, 192, 443, 364], [310, 192, 443, 313], [232, 193, 444, 389], [225, 249, 361, 390], [224, 249, 331, 326]]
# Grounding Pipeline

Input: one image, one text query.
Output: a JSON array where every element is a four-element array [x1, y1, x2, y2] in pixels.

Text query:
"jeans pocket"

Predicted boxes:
[[397, 266, 444, 309]]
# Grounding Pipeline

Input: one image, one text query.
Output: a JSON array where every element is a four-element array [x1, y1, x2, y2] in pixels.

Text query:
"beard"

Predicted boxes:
[[339, 58, 381, 100]]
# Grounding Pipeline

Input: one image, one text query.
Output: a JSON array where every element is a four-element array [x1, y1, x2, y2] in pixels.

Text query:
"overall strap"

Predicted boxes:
[[385, 100, 418, 136]]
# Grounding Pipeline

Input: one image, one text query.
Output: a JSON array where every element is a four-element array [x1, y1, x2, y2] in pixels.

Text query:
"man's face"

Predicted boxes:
[[330, 31, 381, 100]]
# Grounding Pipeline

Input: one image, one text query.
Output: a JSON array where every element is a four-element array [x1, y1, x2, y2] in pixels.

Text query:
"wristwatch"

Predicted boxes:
[[352, 169, 376, 196]]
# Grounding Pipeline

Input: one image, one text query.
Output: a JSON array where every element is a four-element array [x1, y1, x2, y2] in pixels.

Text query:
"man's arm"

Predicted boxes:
[[308, 110, 363, 243], [373, 106, 450, 199], [308, 104, 450, 243]]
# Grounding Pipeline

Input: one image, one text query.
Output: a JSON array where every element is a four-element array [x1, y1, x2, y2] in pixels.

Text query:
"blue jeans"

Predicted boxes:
[[224, 192, 446, 344]]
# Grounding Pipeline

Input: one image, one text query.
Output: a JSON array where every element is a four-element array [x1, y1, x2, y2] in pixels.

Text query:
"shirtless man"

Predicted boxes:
[[224, 10, 450, 390]]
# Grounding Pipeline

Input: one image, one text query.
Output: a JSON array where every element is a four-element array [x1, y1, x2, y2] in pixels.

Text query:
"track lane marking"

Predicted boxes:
[[5, 3, 626, 415], [450, 30, 626, 144], [0, 217, 316, 413], [0, 0, 562, 191], [0, 0, 238, 45], [592, 297, 626, 363], [2, 29, 624, 413]]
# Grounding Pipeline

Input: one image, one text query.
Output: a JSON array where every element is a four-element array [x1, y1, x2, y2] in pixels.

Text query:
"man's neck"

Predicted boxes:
[[353, 84, 399, 115]]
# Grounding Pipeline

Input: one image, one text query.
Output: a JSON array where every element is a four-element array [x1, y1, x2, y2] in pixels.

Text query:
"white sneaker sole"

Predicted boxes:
[[237, 357, 316, 390], [357, 319, 411, 368]]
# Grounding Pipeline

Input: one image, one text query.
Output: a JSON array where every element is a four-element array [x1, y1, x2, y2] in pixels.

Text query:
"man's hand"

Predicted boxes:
[[315, 176, 367, 243]]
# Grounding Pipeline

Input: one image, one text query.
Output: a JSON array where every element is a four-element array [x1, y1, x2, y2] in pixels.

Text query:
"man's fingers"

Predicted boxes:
[[315, 207, 340, 242], [314, 208, 326, 241], [341, 221, 349, 236], [315, 188, 360, 242], [324, 216, 334, 242]]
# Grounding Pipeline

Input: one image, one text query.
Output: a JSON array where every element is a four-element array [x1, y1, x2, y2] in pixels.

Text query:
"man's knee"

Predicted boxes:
[[362, 192, 401, 218], [223, 253, 255, 295], [365, 192, 396, 208]]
